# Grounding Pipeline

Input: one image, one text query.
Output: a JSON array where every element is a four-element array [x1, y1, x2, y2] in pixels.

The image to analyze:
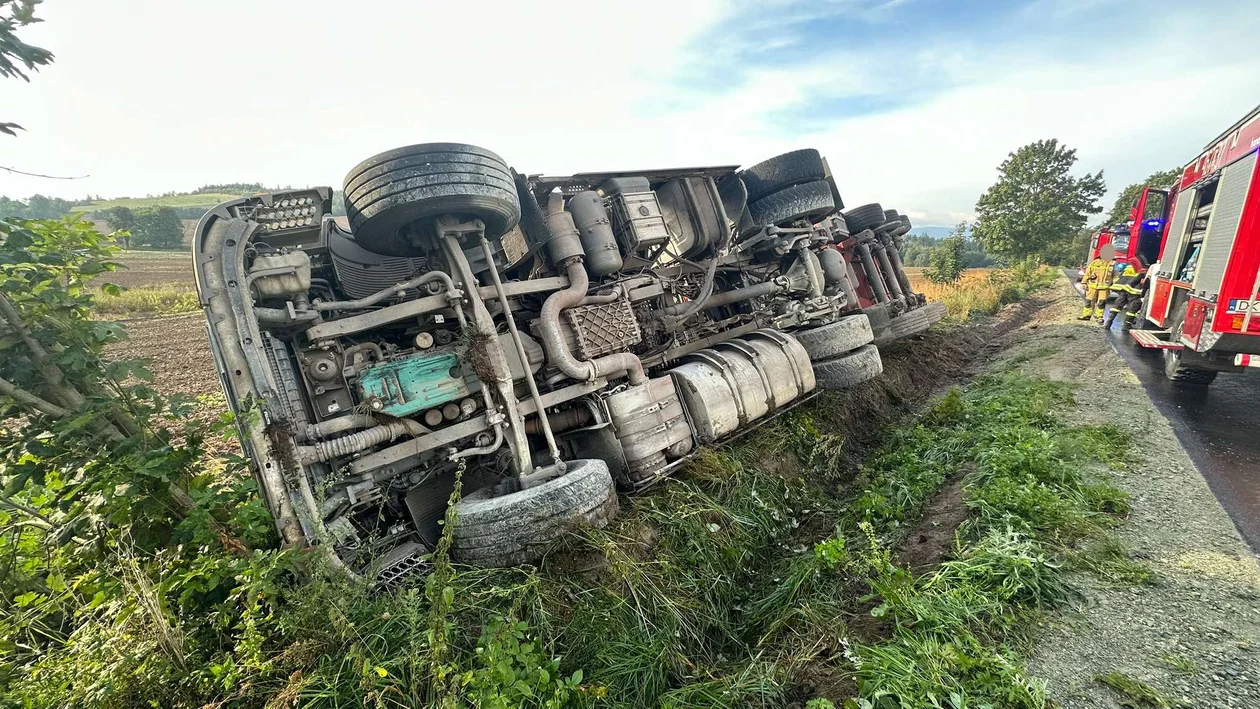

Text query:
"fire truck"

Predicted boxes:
[[1088, 226, 1115, 262], [1129, 103, 1260, 385]]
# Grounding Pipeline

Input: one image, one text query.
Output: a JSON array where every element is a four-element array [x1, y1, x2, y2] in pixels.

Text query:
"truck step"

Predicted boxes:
[[1130, 329, 1184, 350]]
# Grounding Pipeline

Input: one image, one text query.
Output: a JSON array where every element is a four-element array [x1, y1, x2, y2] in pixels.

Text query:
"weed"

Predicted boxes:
[[1066, 536, 1156, 586], [1095, 671, 1186, 708], [94, 283, 199, 316], [1157, 654, 1196, 676]]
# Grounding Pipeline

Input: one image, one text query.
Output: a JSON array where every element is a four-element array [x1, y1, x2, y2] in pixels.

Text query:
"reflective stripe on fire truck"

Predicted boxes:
[[1234, 353, 1260, 368]]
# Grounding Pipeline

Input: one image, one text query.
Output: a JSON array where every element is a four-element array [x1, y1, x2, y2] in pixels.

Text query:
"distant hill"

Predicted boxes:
[[1, 184, 272, 221], [910, 226, 961, 239], [68, 193, 246, 214]]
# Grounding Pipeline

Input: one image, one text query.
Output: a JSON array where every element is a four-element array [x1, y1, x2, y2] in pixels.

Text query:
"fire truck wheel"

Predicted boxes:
[[451, 459, 618, 567], [1161, 302, 1219, 386], [898, 212, 912, 229], [739, 148, 827, 203], [747, 181, 837, 226], [344, 143, 521, 257], [843, 203, 886, 233], [812, 344, 883, 390], [795, 314, 875, 361]]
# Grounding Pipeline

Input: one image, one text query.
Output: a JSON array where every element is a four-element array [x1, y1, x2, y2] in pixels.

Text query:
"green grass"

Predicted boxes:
[[69, 193, 244, 213], [93, 284, 199, 316], [1094, 671, 1186, 708]]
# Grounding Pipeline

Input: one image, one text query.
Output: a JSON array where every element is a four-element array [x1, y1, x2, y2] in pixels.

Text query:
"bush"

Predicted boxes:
[[924, 223, 968, 285]]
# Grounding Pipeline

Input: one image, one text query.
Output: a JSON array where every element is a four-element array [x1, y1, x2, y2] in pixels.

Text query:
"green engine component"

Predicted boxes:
[[357, 352, 470, 417]]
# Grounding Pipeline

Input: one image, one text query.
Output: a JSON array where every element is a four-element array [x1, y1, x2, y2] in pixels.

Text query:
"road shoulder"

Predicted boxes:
[[1011, 278, 1260, 708]]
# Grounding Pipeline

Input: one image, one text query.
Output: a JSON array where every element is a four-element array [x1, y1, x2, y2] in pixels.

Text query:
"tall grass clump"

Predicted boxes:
[[909, 263, 1058, 321], [94, 283, 200, 316]]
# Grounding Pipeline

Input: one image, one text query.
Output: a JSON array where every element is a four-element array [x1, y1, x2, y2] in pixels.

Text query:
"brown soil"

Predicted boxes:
[[898, 471, 970, 572], [103, 312, 234, 452], [103, 252, 195, 289]]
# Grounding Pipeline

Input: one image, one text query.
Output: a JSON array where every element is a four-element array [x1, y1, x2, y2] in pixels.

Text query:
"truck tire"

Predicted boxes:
[[1162, 302, 1218, 386], [739, 149, 826, 203], [812, 344, 883, 390], [843, 203, 885, 233], [450, 459, 617, 567], [794, 314, 874, 361], [344, 143, 520, 257], [747, 180, 836, 226], [874, 302, 947, 344], [899, 212, 912, 230]]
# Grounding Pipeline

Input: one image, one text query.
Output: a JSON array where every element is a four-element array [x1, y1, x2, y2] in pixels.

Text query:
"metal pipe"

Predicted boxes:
[[312, 270, 457, 311], [873, 242, 905, 301], [301, 414, 376, 441], [478, 235, 560, 462], [855, 242, 890, 303], [881, 235, 914, 296], [539, 260, 647, 386], [580, 287, 623, 306], [695, 280, 783, 310], [297, 408, 429, 465], [253, 306, 320, 324]]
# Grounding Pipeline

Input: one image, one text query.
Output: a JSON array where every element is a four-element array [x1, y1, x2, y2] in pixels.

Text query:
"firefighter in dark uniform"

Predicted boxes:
[[1106, 260, 1146, 330]]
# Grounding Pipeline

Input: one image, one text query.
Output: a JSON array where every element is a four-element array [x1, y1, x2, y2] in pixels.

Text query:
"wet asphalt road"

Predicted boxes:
[[1066, 271, 1260, 552]]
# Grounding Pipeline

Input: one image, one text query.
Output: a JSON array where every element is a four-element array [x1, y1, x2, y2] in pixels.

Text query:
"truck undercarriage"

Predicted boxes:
[[193, 143, 942, 585]]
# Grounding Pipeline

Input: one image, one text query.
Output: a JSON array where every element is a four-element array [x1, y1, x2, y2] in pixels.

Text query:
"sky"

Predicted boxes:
[[2, 0, 1258, 226]]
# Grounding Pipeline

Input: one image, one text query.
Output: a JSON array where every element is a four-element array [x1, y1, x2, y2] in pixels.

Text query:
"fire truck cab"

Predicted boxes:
[[1133, 103, 1260, 385], [1089, 226, 1114, 261]]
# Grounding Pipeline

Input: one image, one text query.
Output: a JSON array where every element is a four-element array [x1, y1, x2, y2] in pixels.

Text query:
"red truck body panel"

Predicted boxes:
[[1211, 155, 1260, 334], [1179, 106, 1260, 191]]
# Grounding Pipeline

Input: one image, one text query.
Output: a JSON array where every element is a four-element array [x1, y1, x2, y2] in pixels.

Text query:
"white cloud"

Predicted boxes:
[[2, 0, 1258, 228]]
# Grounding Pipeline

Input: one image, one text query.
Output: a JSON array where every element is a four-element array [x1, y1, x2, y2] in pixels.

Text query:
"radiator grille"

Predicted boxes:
[[1198, 152, 1257, 298], [332, 252, 426, 300], [1161, 186, 1196, 279]]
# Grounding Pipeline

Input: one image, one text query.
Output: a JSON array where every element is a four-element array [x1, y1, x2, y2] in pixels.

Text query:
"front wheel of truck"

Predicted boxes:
[[451, 459, 618, 567]]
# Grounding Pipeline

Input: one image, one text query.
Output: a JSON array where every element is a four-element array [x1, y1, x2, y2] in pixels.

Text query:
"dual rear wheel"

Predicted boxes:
[[795, 314, 884, 389]]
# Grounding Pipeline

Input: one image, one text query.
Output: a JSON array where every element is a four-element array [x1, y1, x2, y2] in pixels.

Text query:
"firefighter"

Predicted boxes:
[[1106, 260, 1147, 330], [1079, 243, 1115, 321]]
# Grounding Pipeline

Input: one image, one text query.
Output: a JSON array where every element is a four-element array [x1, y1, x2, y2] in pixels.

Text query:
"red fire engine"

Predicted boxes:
[[1129, 103, 1260, 385], [1088, 226, 1114, 262]]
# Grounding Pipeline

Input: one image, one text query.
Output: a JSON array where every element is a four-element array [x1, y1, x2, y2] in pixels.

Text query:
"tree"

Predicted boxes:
[[973, 139, 1105, 263], [1102, 167, 1182, 227], [105, 205, 135, 231], [106, 205, 136, 248], [924, 222, 968, 284], [1, 0, 54, 136], [133, 206, 184, 249]]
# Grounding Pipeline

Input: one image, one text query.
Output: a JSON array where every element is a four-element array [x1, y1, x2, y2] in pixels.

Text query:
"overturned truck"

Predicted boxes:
[[193, 144, 942, 584]]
